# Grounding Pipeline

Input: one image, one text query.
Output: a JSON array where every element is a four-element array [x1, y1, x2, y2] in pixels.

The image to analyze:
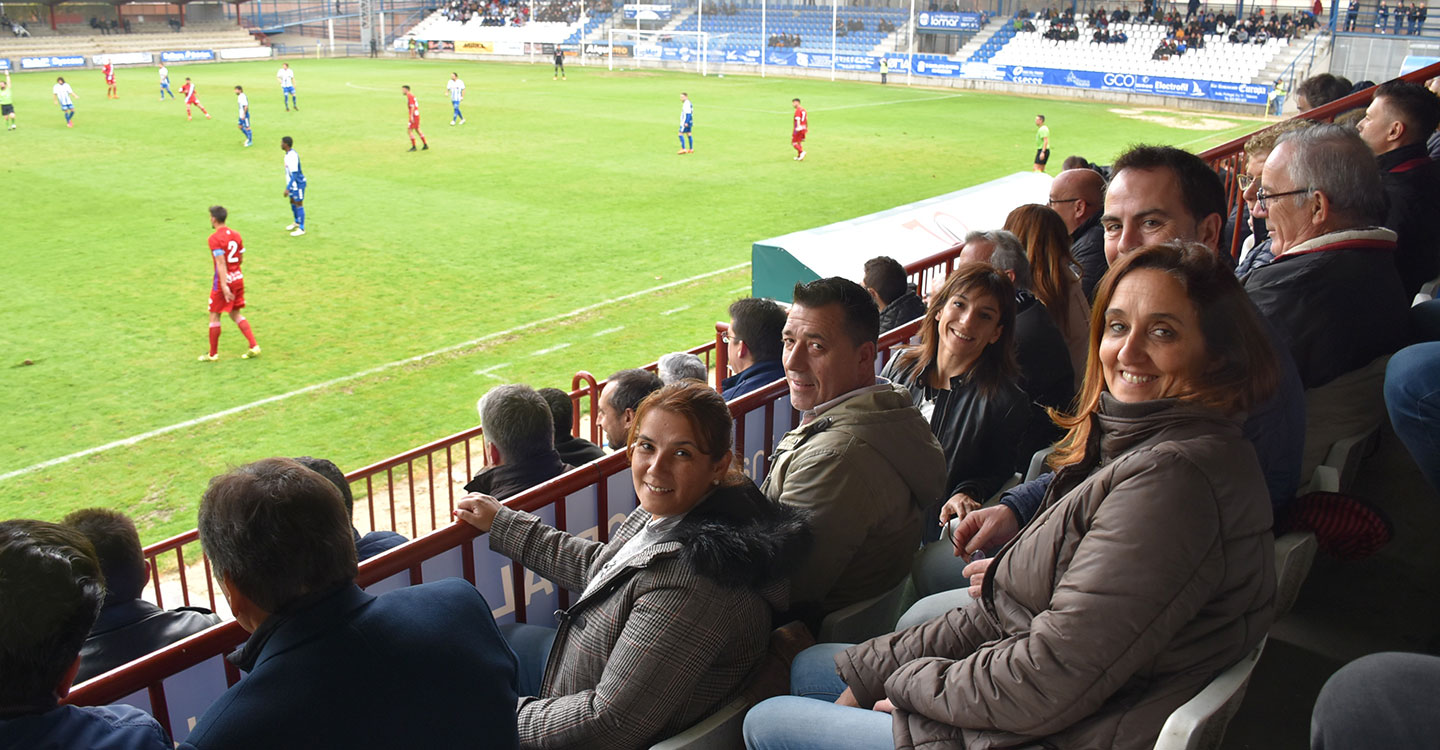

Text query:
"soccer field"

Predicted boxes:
[[0, 56, 1260, 542]]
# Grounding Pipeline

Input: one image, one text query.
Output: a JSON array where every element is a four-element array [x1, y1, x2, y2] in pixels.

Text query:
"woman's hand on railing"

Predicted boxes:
[[454, 492, 502, 533]]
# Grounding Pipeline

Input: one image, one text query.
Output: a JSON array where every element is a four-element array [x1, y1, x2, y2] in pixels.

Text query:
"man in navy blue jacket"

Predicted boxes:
[[721, 297, 787, 401], [181, 457, 518, 750]]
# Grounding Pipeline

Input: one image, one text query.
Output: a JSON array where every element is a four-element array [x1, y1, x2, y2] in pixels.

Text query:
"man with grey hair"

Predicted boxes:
[[959, 230, 1075, 469], [658, 351, 707, 385], [464, 384, 572, 500], [1246, 123, 1410, 479]]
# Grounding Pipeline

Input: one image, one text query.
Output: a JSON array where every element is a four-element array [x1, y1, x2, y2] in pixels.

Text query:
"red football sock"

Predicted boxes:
[[409, 136, 416, 145], [236, 318, 257, 347], [209, 323, 222, 356]]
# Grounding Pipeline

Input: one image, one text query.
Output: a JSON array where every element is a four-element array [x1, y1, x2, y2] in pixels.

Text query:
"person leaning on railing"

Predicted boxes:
[[456, 381, 811, 750], [743, 242, 1279, 750]]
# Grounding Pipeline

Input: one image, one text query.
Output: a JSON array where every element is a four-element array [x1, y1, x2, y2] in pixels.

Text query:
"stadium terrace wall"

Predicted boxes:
[[3, 46, 270, 71]]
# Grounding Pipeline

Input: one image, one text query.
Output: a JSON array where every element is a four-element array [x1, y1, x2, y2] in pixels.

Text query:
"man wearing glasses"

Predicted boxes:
[[1047, 168, 1108, 300], [1244, 124, 1409, 484], [721, 297, 787, 401]]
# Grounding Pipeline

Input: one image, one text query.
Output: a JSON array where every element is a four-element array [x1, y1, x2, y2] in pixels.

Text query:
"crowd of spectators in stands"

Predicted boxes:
[[1021, 2, 1315, 48], [440, 0, 534, 26], [1350, 0, 1430, 35], [702, 0, 740, 15], [6, 71, 1440, 750], [3, 13, 30, 36], [768, 31, 802, 46]]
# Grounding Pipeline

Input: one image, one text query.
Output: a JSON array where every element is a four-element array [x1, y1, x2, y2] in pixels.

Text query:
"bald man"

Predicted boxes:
[[1047, 168, 1108, 301]]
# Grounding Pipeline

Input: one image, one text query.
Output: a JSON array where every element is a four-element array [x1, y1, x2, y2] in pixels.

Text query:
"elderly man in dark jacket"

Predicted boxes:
[[465, 384, 573, 499], [181, 457, 518, 750], [539, 387, 607, 467], [1246, 124, 1410, 480], [1355, 79, 1440, 297], [63, 509, 221, 683]]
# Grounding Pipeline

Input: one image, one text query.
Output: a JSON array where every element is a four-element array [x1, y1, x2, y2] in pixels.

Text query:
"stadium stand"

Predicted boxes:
[[671, 5, 909, 55], [0, 21, 261, 58], [406, 1, 610, 46], [53, 59, 1440, 750], [989, 15, 1309, 83]]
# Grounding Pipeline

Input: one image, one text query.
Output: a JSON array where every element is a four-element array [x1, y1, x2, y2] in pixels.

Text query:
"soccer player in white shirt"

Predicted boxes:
[[447, 72, 465, 126], [678, 92, 693, 154], [52, 76, 76, 128], [158, 64, 174, 100], [235, 85, 252, 147], [277, 63, 297, 111]]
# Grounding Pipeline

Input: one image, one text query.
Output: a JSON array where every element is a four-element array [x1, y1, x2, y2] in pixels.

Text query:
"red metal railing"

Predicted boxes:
[[1199, 61, 1440, 260]]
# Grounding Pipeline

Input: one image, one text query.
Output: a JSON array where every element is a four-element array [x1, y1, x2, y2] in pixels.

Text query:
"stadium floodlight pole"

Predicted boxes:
[[830, 0, 837, 81], [761, 0, 767, 78], [907, 0, 914, 85]]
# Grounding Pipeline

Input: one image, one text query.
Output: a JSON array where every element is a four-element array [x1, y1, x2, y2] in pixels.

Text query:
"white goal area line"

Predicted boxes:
[[0, 262, 750, 484]]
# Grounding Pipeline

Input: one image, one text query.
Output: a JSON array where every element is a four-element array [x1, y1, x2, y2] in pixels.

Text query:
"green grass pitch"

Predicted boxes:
[[0, 56, 1259, 543]]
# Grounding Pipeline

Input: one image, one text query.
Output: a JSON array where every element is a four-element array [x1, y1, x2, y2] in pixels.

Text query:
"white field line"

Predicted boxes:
[[473, 362, 511, 380], [661, 305, 692, 316], [343, 81, 397, 92], [530, 342, 573, 356], [592, 326, 625, 337], [0, 262, 750, 483]]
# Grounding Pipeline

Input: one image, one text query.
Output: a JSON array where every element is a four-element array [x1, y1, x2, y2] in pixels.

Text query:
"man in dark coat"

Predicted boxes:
[[295, 456, 407, 561], [465, 384, 572, 500], [1048, 168, 1108, 300], [1355, 79, 1440, 297], [181, 457, 518, 750], [63, 508, 221, 683], [863, 256, 927, 332], [539, 387, 606, 466], [721, 297, 787, 400]]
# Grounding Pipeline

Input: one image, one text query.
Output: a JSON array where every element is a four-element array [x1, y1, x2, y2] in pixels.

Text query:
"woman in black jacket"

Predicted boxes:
[[880, 263, 1029, 540]]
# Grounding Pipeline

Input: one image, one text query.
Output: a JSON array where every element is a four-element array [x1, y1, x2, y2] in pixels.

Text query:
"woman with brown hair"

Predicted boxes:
[[1005, 203, 1092, 384], [744, 242, 1279, 750], [457, 381, 810, 750], [880, 262, 1030, 534]]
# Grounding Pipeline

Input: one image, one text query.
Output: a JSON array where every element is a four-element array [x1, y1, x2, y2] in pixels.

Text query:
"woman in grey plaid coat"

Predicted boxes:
[[457, 381, 811, 750]]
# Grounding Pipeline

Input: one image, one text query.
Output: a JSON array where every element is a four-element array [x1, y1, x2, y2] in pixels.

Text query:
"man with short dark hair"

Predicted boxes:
[[463, 384, 572, 499], [1247, 125, 1410, 480], [959, 230, 1075, 466], [0, 520, 170, 750], [294, 456, 407, 560], [538, 387, 606, 466], [762, 277, 946, 628], [595, 368, 662, 450], [1047, 168, 1108, 300], [182, 457, 518, 749], [862, 256, 926, 333], [1098, 144, 1305, 510], [1355, 79, 1440, 296], [62, 508, 221, 683], [1295, 72, 1353, 111], [722, 297, 787, 400]]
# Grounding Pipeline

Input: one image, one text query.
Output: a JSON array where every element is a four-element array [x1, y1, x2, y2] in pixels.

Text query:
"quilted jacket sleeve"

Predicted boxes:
[[489, 505, 606, 594], [835, 601, 1002, 708], [877, 451, 1227, 736], [516, 564, 751, 749]]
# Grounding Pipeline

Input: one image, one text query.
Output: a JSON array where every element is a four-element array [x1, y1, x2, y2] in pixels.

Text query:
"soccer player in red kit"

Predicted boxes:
[[180, 77, 210, 121], [403, 85, 428, 151], [199, 205, 261, 362], [791, 98, 807, 161], [103, 61, 117, 99]]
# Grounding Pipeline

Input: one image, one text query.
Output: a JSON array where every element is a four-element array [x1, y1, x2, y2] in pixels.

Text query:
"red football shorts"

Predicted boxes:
[[409, 116, 421, 129], [792, 131, 806, 145], [209, 283, 246, 313]]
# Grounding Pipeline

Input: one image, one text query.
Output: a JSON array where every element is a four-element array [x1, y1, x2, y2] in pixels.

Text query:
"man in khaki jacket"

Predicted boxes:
[[762, 277, 946, 630]]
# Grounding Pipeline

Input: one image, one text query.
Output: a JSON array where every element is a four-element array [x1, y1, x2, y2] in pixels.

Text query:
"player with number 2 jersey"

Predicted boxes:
[[200, 205, 261, 361]]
